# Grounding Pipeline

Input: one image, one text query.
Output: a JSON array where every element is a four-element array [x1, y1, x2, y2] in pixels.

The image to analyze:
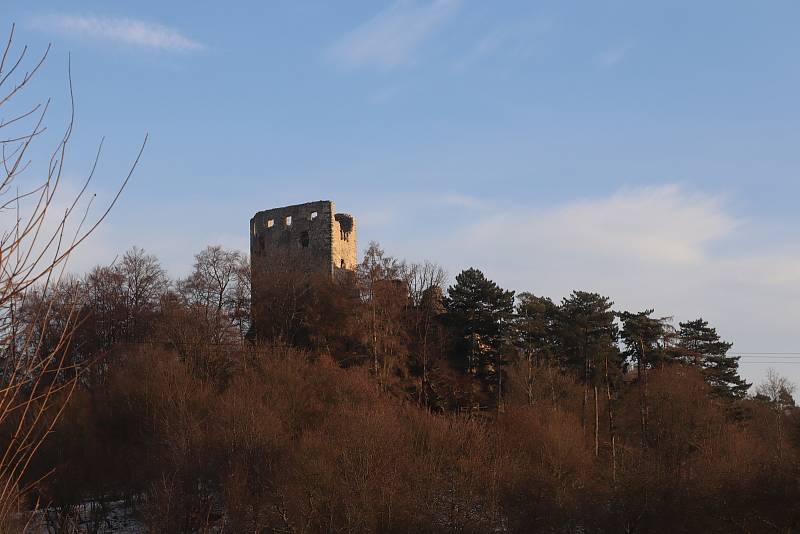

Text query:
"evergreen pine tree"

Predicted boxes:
[[674, 318, 751, 399], [618, 309, 671, 371], [513, 293, 560, 406], [556, 292, 619, 377], [556, 291, 620, 452], [514, 292, 559, 364], [443, 268, 515, 405], [619, 309, 672, 447]]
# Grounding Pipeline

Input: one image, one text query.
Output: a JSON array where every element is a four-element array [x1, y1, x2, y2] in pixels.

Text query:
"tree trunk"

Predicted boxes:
[[526, 348, 534, 407], [497, 350, 503, 412], [582, 349, 589, 430], [372, 304, 379, 387], [594, 384, 599, 458], [605, 353, 617, 483], [639, 338, 650, 448], [421, 315, 429, 408]]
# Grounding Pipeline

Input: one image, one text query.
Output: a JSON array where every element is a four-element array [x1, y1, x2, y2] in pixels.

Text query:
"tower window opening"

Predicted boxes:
[[285, 216, 292, 226], [300, 231, 309, 248], [266, 219, 274, 228], [340, 259, 345, 269], [310, 211, 318, 220]]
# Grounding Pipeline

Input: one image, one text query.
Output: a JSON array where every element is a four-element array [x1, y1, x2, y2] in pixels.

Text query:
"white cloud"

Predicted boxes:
[[328, 0, 461, 70], [453, 18, 553, 70], [541, 185, 735, 265], [437, 193, 487, 210], [370, 85, 404, 104], [33, 14, 203, 52], [595, 45, 631, 68], [440, 185, 735, 270], [426, 185, 746, 283]]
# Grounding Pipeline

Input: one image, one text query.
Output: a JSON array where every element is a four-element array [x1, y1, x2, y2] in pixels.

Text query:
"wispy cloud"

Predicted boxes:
[[454, 18, 553, 70], [32, 14, 203, 52], [543, 185, 735, 265], [328, 0, 461, 70], [446, 185, 737, 269], [595, 44, 631, 68], [370, 85, 404, 104], [437, 193, 488, 210]]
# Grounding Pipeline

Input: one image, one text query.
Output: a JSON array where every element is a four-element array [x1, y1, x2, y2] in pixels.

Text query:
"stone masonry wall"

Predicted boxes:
[[250, 200, 336, 278], [333, 213, 357, 272]]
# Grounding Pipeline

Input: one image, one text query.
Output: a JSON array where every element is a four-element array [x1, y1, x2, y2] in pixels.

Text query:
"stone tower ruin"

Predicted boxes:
[[250, 200, 357, 279]]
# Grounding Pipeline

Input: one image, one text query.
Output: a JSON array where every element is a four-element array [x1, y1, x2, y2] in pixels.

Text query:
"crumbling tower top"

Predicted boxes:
[[250, 200, 357, 278]]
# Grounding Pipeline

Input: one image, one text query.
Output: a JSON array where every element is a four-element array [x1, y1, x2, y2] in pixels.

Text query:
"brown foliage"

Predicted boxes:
[[26, 342, 800, 533]]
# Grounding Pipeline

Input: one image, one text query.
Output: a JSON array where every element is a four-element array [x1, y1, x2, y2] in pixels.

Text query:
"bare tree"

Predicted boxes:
[[83, 265, 125, 348], [405, 261, 446, 406], [117, 247, 169, 340], [0, 25, 144, 525], [177, 245, 249, 341], [405, 260, 446, 307], [357, 242, 409, 387], [755, 368, 796, 460], [756, 368, 796, 410]]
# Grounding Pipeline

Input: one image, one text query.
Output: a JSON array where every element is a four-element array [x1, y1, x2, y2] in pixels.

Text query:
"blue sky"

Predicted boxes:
[[5, 1, 800, 386]]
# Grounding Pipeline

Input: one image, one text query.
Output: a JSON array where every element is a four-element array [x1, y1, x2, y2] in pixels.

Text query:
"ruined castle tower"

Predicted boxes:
[[250, 200, 357, 279]]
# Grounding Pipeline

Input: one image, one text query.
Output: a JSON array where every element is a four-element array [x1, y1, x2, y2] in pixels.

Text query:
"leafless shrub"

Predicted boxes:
[[0, 24, 144, 525]]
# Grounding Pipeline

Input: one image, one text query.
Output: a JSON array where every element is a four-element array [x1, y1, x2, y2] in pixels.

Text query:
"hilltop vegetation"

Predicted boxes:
[[8, 243, 799, 532]]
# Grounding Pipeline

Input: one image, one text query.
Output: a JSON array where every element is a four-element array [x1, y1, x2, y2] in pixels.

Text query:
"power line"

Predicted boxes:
[[732, 352, 800, 356], [737, 356, 800, 359], [738, 361, 800, 365]]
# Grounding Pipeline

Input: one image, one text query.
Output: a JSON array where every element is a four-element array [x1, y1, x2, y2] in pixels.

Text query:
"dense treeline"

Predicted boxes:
[[12, 243, 800, 532]]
